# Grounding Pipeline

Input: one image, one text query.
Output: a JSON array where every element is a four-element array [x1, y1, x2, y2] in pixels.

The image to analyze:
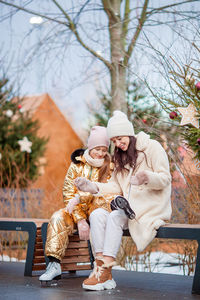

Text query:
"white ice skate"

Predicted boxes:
[[39, 261, 61, 283]]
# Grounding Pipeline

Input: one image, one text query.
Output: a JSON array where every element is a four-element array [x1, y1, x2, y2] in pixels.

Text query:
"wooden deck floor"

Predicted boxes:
[[0, 261, 198, 300]]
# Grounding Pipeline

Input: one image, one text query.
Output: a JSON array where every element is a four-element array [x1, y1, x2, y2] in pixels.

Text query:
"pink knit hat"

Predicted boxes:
[[87, 126, 110, 150]]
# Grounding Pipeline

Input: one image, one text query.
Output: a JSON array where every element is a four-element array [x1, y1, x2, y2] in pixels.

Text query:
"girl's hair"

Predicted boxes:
[[113, 136, 139, 174], [98, 153, 111, 182]]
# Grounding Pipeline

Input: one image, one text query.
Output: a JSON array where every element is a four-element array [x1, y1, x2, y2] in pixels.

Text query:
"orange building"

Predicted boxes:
[[20, 93, 83, 216]]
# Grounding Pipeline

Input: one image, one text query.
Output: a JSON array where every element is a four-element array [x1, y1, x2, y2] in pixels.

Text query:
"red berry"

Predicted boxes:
[[169, 111, 177, 119], [142, 119, 147, 123], [197, 138, 200, 146], [195, 82, 200, 91], [18, 104, 22, 109]]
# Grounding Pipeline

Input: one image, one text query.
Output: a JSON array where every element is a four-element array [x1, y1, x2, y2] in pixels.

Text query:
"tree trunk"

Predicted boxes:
[[103, 0, 127, 114], [110, 65, 127, 113]]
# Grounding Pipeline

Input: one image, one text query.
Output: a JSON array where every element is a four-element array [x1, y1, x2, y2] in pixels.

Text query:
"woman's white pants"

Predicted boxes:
[[89, 208, 128, 258]]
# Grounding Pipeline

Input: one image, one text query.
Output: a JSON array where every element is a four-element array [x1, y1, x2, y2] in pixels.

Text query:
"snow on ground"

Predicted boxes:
[[123, 251, 193, 276], [0, 254, 25, 263]]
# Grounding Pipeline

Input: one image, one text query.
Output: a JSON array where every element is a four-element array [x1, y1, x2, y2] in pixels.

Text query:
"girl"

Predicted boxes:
[[75, 110, 172, 291], [39, 126, 116, 283]]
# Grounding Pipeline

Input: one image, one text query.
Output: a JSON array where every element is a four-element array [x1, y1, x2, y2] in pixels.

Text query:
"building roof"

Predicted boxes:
[[19, 93, 83, 217]]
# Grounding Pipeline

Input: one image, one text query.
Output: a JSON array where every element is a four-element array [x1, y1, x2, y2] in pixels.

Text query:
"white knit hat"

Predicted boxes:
[[107, 110, 135, 139]]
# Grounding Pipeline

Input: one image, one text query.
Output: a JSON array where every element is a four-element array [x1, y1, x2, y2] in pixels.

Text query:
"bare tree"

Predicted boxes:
[[0, 0, 200, 113]]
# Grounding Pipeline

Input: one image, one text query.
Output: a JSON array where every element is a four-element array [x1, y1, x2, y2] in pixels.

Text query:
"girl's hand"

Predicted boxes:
[[74, 177, 99, 194], [65, 194, 80, 214], [130, 171, 149, 185], [77, 219, 90, 240]]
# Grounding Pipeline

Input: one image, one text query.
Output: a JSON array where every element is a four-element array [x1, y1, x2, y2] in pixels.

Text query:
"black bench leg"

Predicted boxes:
[[192, 240, 200, 295], [24, 223, 37, 276], [87, 240, 94, 269]]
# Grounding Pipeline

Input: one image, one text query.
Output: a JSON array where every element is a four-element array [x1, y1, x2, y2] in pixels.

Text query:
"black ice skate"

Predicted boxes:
[[110, 196, 136, 220]]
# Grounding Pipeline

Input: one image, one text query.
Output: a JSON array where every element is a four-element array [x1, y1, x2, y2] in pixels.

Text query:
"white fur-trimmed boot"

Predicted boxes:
[[82, 257, 116, 291], [39, 261, 61, 282]]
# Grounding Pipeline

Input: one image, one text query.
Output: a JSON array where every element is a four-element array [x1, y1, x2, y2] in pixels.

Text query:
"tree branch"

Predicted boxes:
[[0, 0, 112, 70], [0, 0, 67, 25], [122, 0, 130, 47], [124, 0, 149, 66], [147, 0, 199, 16], [52, 0, 112, 70]]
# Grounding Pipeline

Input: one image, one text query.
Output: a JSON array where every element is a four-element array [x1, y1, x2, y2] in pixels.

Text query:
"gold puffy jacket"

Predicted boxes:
[[63, 149, 115, 223]]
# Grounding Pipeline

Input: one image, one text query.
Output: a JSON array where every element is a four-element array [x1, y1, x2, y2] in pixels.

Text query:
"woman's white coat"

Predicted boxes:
[[96, 132, 172, 251]]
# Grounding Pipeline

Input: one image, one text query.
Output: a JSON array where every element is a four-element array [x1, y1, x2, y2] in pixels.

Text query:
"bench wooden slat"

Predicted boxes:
[[36, 236, 42, 243], [62, 256, 91, 264], [69, 235, 82, 242], [36, 229, 42, 235], [33, 257, 46, 264], [34, 250, 45, 257], [67, 241, 89, 249], [34, 242, 44, 250], [61, 264, 92, 271], [64, 248, 90, 256], [32, 265, 46, 271]]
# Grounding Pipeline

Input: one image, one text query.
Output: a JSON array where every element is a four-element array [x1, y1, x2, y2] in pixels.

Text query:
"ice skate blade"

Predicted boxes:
[[115, 196, 136, 220], [40, 275, 61, 287]]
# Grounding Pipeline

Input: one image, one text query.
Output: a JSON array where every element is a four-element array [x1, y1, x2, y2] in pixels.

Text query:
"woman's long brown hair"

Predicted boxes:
[[113, 136, 138, 174], [98, 153, 111, 183]]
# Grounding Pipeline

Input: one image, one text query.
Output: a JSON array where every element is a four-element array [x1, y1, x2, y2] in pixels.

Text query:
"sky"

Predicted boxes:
[[0, 1, 200, 136], [0, 1, 102, 135]]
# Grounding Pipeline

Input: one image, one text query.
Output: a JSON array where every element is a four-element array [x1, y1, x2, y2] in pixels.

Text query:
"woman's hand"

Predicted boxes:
[[65, 194, 80, 214], [74, 177, 99, 194], [77, 219, 90, 240], [130, 171, 149, 185]]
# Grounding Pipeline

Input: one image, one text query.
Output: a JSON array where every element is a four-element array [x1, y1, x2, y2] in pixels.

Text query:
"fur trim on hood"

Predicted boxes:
[[71, 149, 85, 164]]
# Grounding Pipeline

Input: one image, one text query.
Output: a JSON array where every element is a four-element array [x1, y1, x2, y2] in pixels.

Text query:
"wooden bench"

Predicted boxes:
[[40, 222, 200, 294], [2, 219, 199, 294], [124, 223, 200, 295], [0, 218, 94, 276]]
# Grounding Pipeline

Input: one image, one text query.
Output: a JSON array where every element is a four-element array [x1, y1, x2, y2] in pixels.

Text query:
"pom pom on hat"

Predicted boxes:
[[107, 110, 135, 139], [87, 126, 110, 150]]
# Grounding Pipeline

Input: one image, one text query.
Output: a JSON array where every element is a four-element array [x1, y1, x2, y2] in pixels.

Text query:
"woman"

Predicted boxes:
[[39, 126, 115, 283], [75, 110, 172, 291]]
